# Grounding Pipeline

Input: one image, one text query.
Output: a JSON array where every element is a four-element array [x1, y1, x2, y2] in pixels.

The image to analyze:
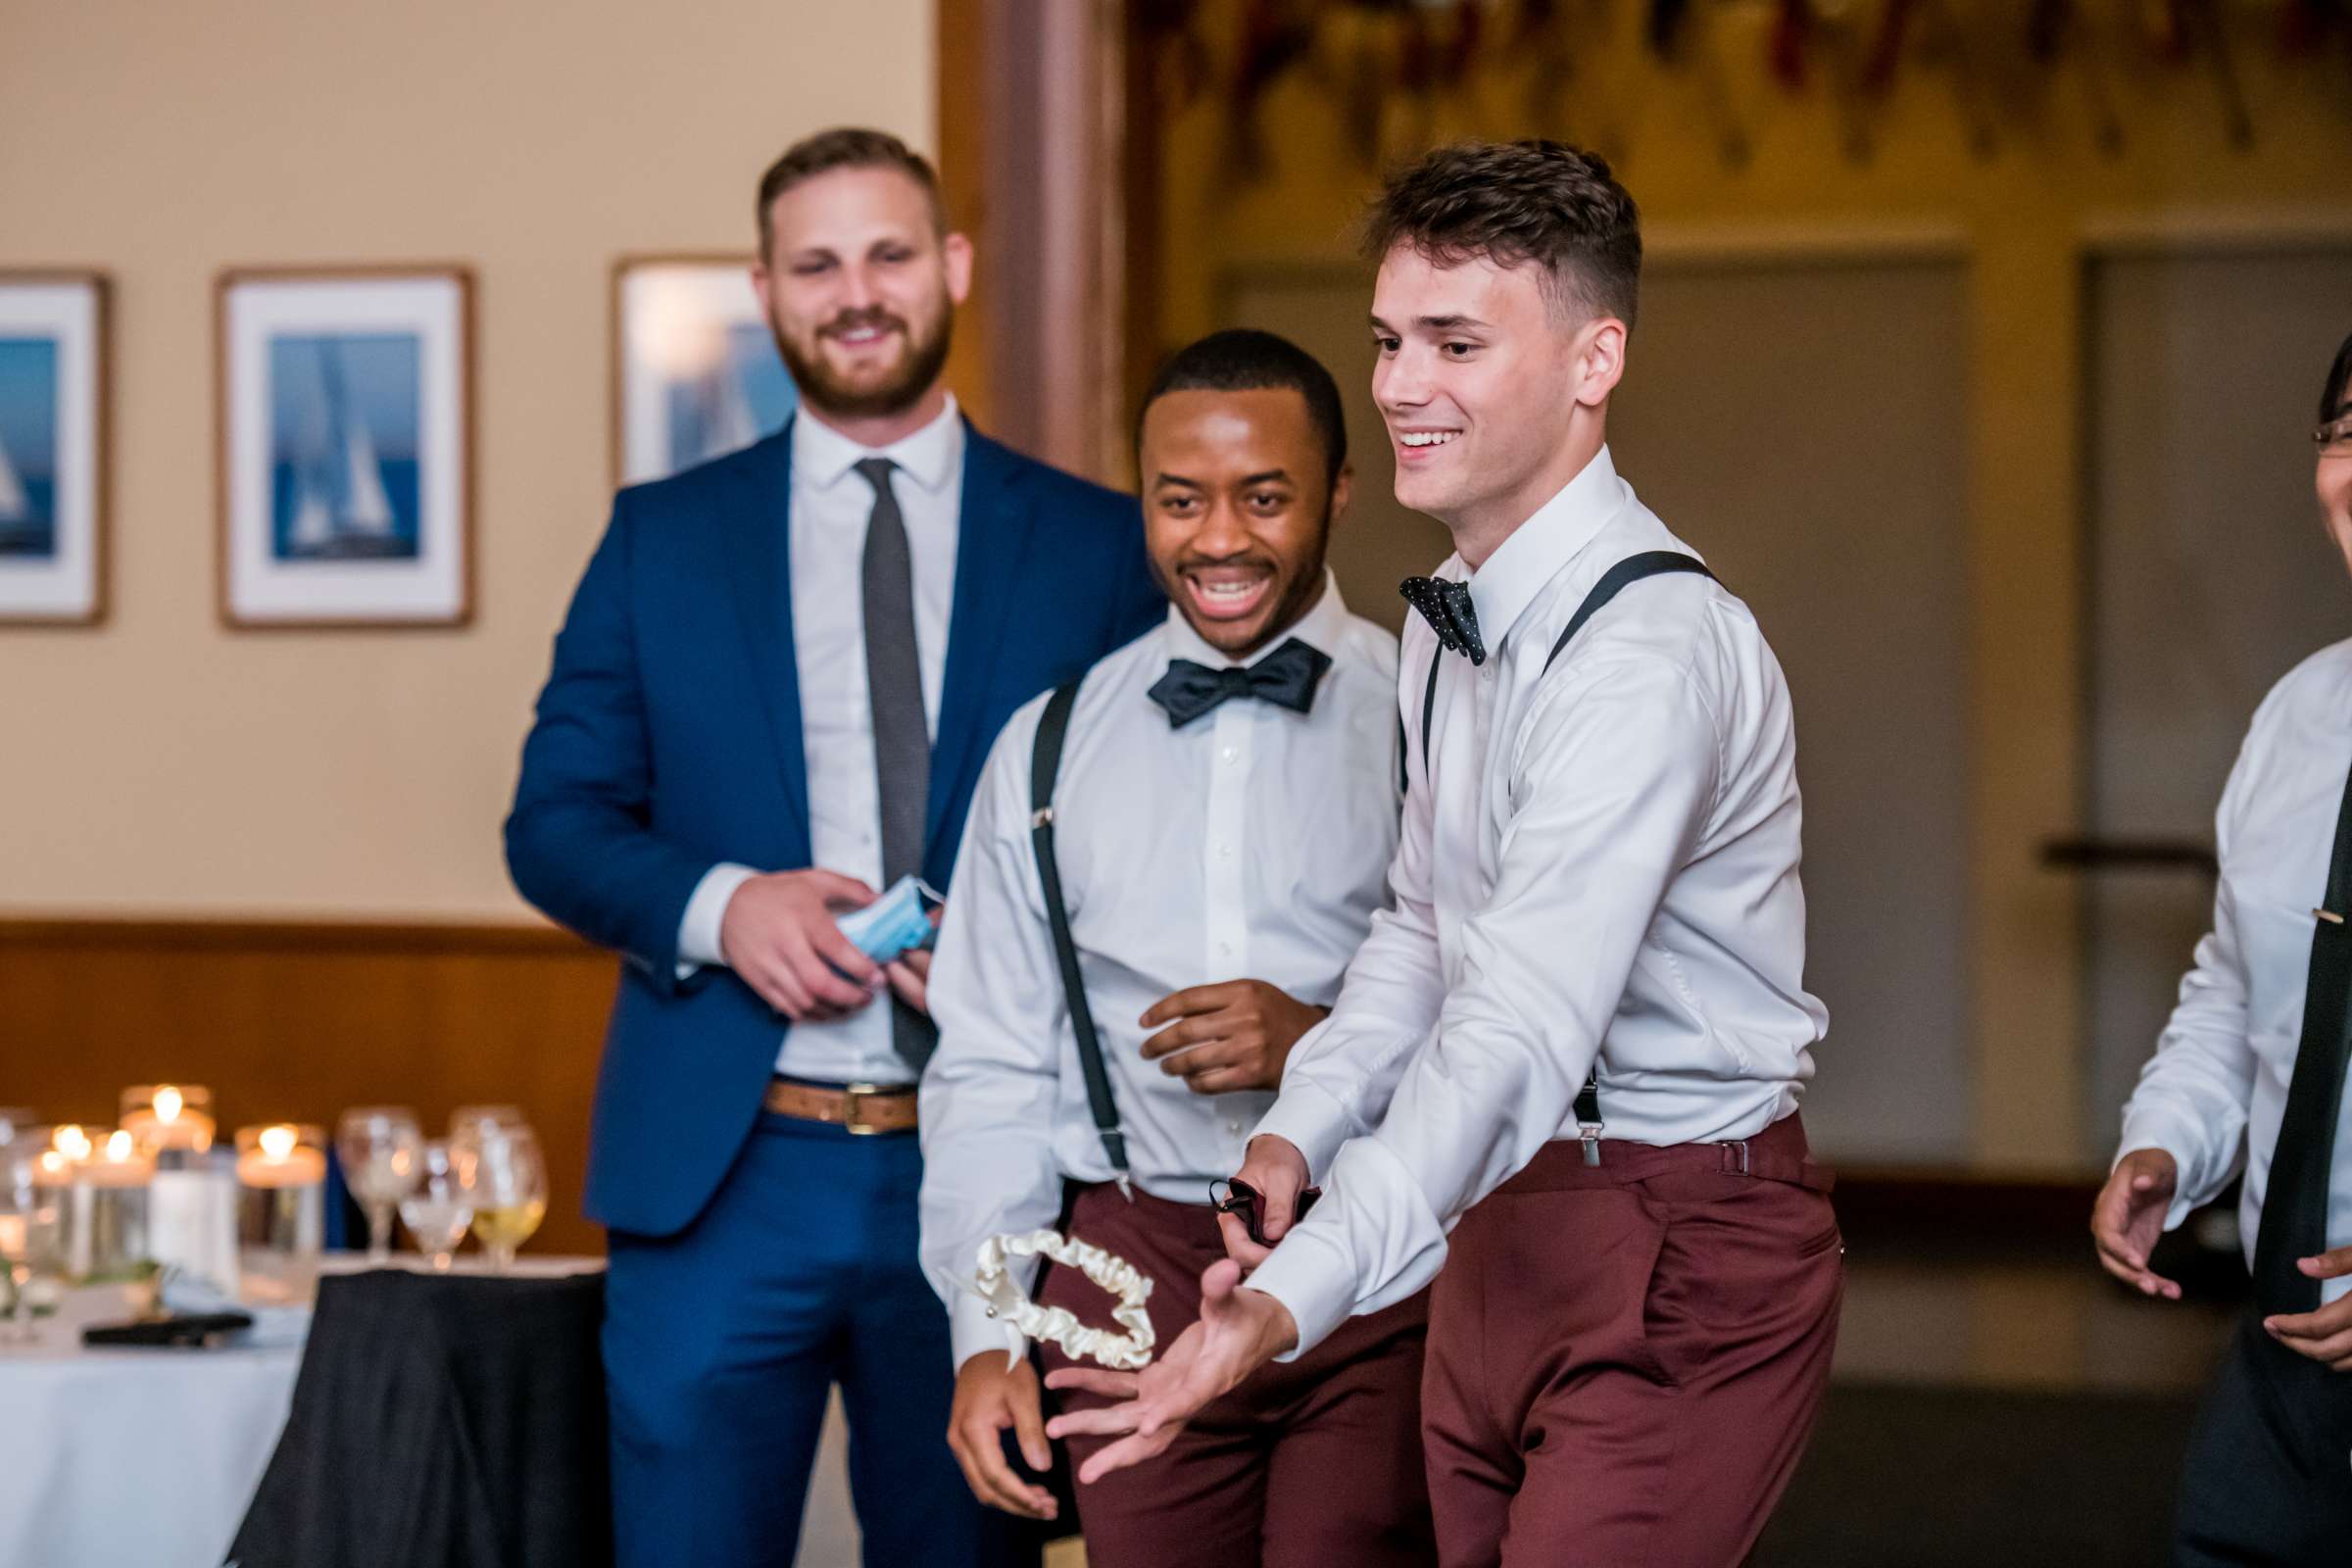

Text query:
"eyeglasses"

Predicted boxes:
[[2315, 416, 2352, 457]]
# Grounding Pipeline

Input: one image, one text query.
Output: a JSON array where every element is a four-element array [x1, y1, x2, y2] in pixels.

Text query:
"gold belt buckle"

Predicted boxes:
[[841, 1082, 883, 1136]]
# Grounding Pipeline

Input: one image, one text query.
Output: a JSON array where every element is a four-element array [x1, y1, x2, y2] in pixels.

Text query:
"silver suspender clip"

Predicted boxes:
[[1114, 1172, 1134, 1202], [1579, 1121, 1604, 1166]]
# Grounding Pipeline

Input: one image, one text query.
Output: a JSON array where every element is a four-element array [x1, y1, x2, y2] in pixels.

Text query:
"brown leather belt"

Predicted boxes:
[[761, 1078, 918, 1135]]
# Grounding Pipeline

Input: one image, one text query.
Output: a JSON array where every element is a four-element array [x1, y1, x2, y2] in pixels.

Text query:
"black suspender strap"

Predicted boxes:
[[1029, 678, 1132, 1194], [1417, 643, 1443, 789], [1411, 549, 1718, 1163], [1543, 551, 1717, 674]]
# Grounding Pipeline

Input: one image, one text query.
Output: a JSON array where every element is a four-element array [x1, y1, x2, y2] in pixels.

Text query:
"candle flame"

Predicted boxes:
[[260, 1124, 298, 1160], [106, 1130, 132, 1161], [36, 1151, 68, 1179], [53, 1125, 91, 1160], [154, 1086, 183, 1123]]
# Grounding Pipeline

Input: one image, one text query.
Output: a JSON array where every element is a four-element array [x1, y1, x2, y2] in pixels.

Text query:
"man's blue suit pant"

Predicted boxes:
[[603, 1111, 1026, 1566]]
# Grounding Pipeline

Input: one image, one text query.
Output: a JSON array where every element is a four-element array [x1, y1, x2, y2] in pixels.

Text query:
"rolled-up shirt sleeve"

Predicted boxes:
[[918, 707, 1072, 1370], [1250, 653, 1721, 1355], [1252, 689, 1447, 1179]]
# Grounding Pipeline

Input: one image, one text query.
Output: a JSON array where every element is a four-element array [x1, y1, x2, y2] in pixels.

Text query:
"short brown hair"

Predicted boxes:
[[756, 127, 946, 260], [1364, 139, 1642, 329]]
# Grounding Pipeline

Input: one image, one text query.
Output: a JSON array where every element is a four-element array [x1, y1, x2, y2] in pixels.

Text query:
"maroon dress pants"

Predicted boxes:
[[1039, 1182, 1437, 1568], [1421, 1111, 1842, 1568]]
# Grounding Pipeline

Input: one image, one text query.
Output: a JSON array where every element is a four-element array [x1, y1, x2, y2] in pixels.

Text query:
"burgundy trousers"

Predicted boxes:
[[1040, 1183, 1437, 1568], [1421, 1112, 1842, 1568]]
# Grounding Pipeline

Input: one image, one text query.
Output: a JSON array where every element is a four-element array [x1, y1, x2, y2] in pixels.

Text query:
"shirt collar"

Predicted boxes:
[[1464, 443, 1627, 652], [1160, 568, 1350, 669], [792, 393, 964, 495]]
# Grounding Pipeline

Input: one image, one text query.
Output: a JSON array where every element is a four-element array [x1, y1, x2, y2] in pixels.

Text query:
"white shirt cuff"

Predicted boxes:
[[675, 862, 759, 978], [1250, 1079, 1356, 1183], [950, 1282, 1030, 1371], [1243, 1220, 1357, 1362], [2114, 1112, 2210, 1233]]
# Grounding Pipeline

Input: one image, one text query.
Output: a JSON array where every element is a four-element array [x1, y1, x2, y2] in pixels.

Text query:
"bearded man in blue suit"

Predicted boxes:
[[506, 127, 1160, 1566]]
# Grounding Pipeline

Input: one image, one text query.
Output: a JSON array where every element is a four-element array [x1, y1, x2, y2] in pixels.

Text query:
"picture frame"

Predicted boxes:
[[611, 254, 797, 488], [216, 266, 473, 628], [0, 270, 109, 626]]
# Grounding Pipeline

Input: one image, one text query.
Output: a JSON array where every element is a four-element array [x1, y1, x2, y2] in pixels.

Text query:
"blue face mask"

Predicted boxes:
[[834, 874, 943, 965]]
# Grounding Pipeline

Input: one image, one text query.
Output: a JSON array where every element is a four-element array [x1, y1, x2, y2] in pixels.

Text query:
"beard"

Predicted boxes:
[[769, 297, 956, 422]]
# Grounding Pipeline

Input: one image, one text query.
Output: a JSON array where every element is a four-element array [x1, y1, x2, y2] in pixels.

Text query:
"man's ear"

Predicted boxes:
[[1328, 464, 1354, 528], [1574, 318, 1628, 408], [943, 232, 975, 307]]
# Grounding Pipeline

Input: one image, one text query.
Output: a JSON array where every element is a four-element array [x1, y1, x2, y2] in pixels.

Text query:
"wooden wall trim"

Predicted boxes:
[[0, 915, 596, 956]]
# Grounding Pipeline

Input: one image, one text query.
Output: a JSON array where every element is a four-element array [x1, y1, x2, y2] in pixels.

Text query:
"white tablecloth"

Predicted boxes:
[[0, 1282, 299, 1568], [0, 1257, 866, 1568]]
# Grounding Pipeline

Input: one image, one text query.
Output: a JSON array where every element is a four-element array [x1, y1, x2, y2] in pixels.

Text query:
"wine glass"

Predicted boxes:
[[335, 1107, 422, 1266], [0, 1131, 63, 1345], [462, 1124, 546, 1275], [397, 1140, 474, 1272], [448, 1104, 526, 1148]]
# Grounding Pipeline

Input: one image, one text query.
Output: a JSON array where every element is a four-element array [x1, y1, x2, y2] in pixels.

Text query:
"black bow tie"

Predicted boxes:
[[1399, 576, 1486, 664], [1146, 637, 1333, 727]]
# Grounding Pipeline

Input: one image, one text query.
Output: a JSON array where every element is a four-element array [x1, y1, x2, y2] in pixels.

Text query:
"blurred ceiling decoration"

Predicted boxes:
[[1132, 0, 2347, 172]]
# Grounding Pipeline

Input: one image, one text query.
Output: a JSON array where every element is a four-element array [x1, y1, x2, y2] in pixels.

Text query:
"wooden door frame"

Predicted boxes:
[[938, 0, 1131, 483]]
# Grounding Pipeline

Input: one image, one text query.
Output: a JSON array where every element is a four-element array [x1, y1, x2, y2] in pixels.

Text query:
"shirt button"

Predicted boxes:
[[1218, 843, 1234, 858], [1225, 1119, 1243, 1136], [1221, 746, 1239, 763], [1216, 942, 1233, 956]]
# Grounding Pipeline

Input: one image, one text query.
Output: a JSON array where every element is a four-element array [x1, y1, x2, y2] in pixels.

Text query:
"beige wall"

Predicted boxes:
[[1142, 8, 2352, 1170], [0, 0, 934, 919]]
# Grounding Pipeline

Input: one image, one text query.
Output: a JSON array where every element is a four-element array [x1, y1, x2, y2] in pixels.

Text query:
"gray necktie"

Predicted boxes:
[[855, 457, 936, 1069]]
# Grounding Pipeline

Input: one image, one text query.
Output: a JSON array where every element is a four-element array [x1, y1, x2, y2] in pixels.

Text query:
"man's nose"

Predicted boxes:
[[1374, 349, 1431, 413], [1194, 499, 1251, 555]]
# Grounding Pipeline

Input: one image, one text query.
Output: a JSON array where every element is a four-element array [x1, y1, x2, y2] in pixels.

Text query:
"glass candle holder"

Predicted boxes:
[[54, 1127, 154, 1283], [234, 1123, 326, 1261], [121, 1085, 217, 1163]]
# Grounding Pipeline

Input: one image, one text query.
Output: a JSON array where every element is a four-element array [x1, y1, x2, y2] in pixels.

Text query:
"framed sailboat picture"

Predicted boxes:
[[611, 255, 796, 487], [217, 267, 473, 627], [0, 271, 108, 625]]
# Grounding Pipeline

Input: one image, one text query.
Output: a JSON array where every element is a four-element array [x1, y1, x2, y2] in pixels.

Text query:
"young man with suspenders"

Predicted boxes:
[[917, 329, 1436, 1566], [1049, 141, 1842, 1568]]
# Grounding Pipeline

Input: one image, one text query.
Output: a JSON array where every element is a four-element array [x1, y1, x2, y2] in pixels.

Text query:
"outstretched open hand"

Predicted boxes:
[[1042, 1258, 1298, 1484]]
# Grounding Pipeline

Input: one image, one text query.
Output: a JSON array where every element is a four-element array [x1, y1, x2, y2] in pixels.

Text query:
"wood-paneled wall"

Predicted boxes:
[[0, 919, 618, 1256]]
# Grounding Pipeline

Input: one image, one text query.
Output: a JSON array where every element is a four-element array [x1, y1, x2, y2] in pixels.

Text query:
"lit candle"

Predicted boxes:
[[79, 1129, 156, 1188], [52, 1125, 92, 1162], [122, 1085, 216, 1155], [235, 1123, 327, 1188]]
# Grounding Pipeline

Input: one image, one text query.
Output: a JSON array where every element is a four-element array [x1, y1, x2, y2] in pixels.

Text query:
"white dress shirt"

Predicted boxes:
[[918, 578, 1399, 1367], [2118, 638, 2352, 1305], [1246, 445, 1828, 1357], [676, 398, 965, 1086]]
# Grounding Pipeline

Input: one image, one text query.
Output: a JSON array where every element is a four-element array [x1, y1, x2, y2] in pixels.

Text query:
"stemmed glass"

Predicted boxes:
[[397, 1140, 475, 1272], [0, 1131, 63, 1344], [461, 1124, 547, 1275], [335, 1107, 423, 1266], [449, 1104, 526, 1147]]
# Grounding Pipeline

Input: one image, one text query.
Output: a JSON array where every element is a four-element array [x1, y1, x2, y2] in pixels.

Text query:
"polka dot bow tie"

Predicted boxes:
[[1399, 575, 1486, 664]]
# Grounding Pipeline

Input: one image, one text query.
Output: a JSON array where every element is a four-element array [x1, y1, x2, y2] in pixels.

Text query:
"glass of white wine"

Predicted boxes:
[[335, 1107, 423, 1267], [463, 1124, 546, 1275], [398, 1140, 474, 1272]]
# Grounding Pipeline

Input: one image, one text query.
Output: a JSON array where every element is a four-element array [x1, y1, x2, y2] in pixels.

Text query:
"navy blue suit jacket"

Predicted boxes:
[[506, 421, 1161, 1238]]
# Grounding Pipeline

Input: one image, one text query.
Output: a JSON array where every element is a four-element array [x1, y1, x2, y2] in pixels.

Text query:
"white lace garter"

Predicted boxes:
[[973, 1230, 1156, 1371]]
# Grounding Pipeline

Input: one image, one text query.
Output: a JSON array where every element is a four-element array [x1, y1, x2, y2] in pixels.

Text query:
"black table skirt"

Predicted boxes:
[[227, 1267, 612, 1568]]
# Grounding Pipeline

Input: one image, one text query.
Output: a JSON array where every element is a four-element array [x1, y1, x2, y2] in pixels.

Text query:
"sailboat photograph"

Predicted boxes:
[[270, 333, 421, 562], [0, 336, 58, 560]]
